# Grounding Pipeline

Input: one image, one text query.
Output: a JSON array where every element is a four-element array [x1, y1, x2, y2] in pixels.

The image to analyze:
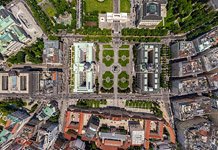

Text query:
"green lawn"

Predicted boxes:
[[85, 0, 113, 13], [118, 80, 129, 89], [118, 50, 129, 67], [120, 0, 130, 13], [103, 45, 113, 48], [103, 50, 114, 67], [42, 2, 56, 17], [102, 71, 114, 89], [103, 71, 114, 79], [118, 71, 129, 89], [118, 50, 129, 57], [103, 80, 114, 89], [103, 58, 114, 67], [119, 59, 129, 67], [118, 71, 129, 79], [103, 50, 114, 57], [120, 45, 129, 49]]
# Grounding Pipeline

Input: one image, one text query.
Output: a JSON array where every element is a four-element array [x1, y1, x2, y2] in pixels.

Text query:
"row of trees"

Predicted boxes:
[[121, 37, 161, 42], [122, 28, 168, 36], [125, 100, 162, 117], [76, 27, 111, 35], [76, 99, 107, 108], [26, 0, 53, 34], [82, 36, 112, 42], [160, 45, 171, 88]]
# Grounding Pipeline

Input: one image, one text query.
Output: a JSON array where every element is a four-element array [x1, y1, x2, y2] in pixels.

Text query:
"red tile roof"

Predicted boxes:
[[198, 130, 208, 136], [78, 113, 84, 135], [104, 140, 123, 147]]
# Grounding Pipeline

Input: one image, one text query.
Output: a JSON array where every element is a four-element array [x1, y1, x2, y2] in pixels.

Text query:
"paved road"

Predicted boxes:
[[59, 38, 71, 132], [113, 0, 120, 13], [161, 89, 174, 126], [58, 33, 186, 40], [112, 42, 119, 104], [0, 92, 164, 101], [111, 0, 122, 106], [11, 64, 64, 69], [76, 0, 82, 29]]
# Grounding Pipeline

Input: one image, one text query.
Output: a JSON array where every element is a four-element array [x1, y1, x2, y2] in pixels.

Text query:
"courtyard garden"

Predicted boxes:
[[103, 50, 114, 67], [118, 50, 129, 67], [70, 47, 75, 92], [118, 71, 129, 89], [102, 71, 114, 89]]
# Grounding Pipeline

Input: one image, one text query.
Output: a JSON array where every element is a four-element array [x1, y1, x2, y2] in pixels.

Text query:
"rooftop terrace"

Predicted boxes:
[[172, 59, 204, 77], [43, 40, 63, 65], [201, 47, 218, 72], [171, 41, 196, 59], [207, 73, 218, 90], [193, 29, 218, 52], [172, 97, 212, 121], [172, 77, 209, 96]]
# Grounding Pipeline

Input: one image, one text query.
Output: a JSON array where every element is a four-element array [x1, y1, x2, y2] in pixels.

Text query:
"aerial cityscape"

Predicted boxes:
[[0, 0, 217, 149]]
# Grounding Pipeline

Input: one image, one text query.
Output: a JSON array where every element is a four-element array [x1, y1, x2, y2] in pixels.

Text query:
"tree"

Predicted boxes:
[[7, 51, 26, 64], [24, 38, 44, 64], [0, 0, 12, 5], [177, 0, 192, 18], [49, 0, 70, 15]]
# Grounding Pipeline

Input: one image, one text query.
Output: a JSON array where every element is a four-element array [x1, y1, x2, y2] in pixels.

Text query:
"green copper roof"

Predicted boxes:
[[0, 6, 14, 32], [42, 105, 56, 117], [0, 128, 12, 144], [0, 5, 29, 54]]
